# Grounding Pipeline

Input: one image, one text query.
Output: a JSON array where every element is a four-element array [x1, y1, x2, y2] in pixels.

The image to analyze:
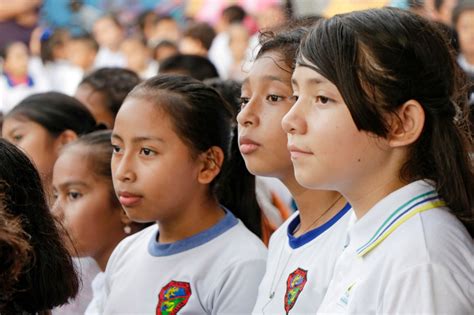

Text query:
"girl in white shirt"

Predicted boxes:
[[99, 74, 267, 314], [283, 7, 473, 314], [237, 25, 351, 314]]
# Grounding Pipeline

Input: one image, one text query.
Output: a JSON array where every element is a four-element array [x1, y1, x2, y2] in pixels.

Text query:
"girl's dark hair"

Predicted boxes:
[[5, 92, 97, 137], [299, 7, 474, 235], [256, 21, 315, 72], [63, 130, 119, 207], [127, 74, 261, 237], [204, 78, 262, 237], [159, 54, 219, 81], [79, 67, 141, 117], [0, 139, 79, 313]]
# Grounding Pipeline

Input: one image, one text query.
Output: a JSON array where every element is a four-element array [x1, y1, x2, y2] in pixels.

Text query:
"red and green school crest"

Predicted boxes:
[[156, 281, 192, 315], [284, 268, 308, 314]]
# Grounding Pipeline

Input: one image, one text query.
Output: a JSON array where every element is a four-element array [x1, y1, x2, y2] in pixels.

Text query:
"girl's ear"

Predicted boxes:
[[197, 146, 225, 184], [56, 129, 78, 149], [52, 130, 78, 155], [387, 99, 425, 148]]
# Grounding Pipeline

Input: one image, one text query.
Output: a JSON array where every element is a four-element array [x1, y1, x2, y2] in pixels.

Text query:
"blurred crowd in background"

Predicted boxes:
[[1, 0, 473, 116]]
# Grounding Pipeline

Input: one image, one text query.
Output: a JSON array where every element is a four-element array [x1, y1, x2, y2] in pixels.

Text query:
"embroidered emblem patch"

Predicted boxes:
[[156, 281, 192, 315], [284, 268, 308, 314]]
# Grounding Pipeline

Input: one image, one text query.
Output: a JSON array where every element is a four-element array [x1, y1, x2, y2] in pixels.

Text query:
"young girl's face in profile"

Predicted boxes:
[[237, 51, 296, 179], [111, 97, 203, 223], [52, 148, 123, 260], [2, 118, 60, 179], [282, 64, 392, 193]]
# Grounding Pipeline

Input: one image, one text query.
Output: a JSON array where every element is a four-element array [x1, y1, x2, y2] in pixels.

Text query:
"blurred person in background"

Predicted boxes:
[[39, 28, 83, 95], [120, 37, 158, 80], [152, 39, 179, 64], [0, 0, 42, 50], [67, 34, 99, 76], [148, 15, 181, 48], [179, 21, 216, 57], [209, 5, 247, 79], [92, 15, 126, 68], [227, 23, 250, 81], [0, 41, 49, 114]]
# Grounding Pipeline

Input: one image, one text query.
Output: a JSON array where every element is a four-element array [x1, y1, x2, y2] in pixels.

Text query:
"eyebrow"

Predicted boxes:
[[243, 75, 287, 87], [111, 133, 165, 144], [57, 181, 88, 189]]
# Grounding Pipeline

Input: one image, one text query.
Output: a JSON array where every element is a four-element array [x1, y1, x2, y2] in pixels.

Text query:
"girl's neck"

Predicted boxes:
[[343, 176, 406, 220], [95, 232, 127, 271], [281, 174, 345, 237], [157, 197, 225, 244]]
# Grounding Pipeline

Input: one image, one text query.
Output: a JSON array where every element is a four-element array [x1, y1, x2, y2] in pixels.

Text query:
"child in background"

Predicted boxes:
[[179, 22, 216, 57], [92, 15, 126, 68], [238, 26, 351, 314], [149, 15, 181, 47], [67, 34, 99, 75], [40, 28, 83, 95], [2, 92, 97, 200], [52, 130, 148, 314], [152, 39, 179, 64], [283, 8, 473, 313], [0, 138, 79, 314], [120, 37, 158, 80], [209, 4, 247, 79], [227, 23, 250, 81], [74, 67, 141, 129], [98, 74, 266, 313], [0, 41, 49, 113], [453, 2, 474, 106]]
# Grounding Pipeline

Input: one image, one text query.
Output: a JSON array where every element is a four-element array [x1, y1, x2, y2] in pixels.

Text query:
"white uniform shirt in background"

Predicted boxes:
[[253, 203, 352, 314], [317, 180, 474, 314], [98, 209, 267, 314]]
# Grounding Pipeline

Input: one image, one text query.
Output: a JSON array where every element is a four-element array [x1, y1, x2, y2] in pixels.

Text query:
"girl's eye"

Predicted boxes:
[[12, 135, 23, 142], [112, 145, 122, 154], [140, 148, 155, 156], [240, 97, 250, 108], [266, 94, 283, 102], [67, 191, 82, 200], [316, 96, 330, 104]]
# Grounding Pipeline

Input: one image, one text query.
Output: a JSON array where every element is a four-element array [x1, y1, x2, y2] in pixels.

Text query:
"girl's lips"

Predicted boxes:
[[118, 192, 142, 207], [287, 144, 313, 159], [239, 137, 261, 154]]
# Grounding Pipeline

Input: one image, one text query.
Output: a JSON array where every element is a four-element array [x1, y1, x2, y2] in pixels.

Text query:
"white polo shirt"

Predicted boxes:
[[95, 209, 267, 314], [317, 180, 474, 314], [253, 203, 352, 314]]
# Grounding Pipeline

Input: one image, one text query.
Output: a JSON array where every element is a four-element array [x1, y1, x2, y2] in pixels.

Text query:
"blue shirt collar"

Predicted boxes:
[[287, 203, 351, 249], [148, 207, 238, 257]]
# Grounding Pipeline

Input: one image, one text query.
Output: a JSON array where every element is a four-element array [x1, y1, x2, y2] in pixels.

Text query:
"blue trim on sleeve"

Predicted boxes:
[[287, 203, 351, 249], [148, 207, 238, 257]]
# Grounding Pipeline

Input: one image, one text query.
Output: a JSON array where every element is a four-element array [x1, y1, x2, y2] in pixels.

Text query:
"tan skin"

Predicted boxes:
[[111, 97, 225, 243], [52, 147, 131, 271], [75, 84, 115, 129], [237, 51, 346, 237], [283, 62, 425, 219], [2, 118, 77, 204]]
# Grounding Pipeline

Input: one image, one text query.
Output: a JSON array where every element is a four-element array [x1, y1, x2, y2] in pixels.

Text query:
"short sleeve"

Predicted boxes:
[[209, 259, 267, 315]]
